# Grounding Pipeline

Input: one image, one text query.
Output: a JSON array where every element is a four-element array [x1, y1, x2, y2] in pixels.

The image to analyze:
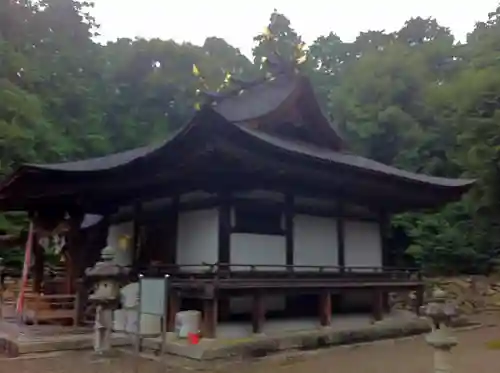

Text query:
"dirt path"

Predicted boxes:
[[2, 322, 500, 373]]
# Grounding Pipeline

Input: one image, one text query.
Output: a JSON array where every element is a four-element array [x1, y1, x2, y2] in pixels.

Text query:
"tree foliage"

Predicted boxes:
[[3, 1, 500, 273]]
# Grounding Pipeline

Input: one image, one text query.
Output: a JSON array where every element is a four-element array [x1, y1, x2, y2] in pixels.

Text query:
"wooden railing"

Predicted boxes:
[[138, 263, 422, 280], [0, 276, 79, 326], [22, 293, 79, 326]]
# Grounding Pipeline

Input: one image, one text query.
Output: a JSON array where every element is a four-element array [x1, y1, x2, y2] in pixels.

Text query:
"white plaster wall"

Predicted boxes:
[[176, 209, 219, 272], [230, 233, 286, 271], [293, 215, 338, 271], [229, 233, 287, 313], [107, 221, 134, 266], [344, 220, 382, 272]]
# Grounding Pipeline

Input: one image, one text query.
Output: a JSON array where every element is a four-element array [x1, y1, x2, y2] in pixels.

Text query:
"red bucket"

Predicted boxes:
[[188, 332, 200, 345]]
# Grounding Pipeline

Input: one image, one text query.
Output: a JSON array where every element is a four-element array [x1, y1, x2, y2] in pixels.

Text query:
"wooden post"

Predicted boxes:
[[167, 196, 179, 265], [379, 212, 391, 268], [382, 292, 391, 314], [284, 194, 295, 310], [336, 203, 345, 272], [285, 194, 294, 269], [218, 193, 231, 271], [74, 279, 86, 326], [167, 291, 180, 332], [32, 240, 44, 294], [203, 297, 218, 338], [252, 290, 266, 334], [132, 202, 142, 271], [319, 290, 332, 326], [219, 297, 230, 322], [63, 250, 74, 294], [372, 289, 383, 321], [415, 286, 425, 316], [66, 209, 84, 294]]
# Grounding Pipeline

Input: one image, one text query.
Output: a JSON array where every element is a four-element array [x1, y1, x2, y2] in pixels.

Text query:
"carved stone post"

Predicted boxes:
[[421, 288, 458, 373]]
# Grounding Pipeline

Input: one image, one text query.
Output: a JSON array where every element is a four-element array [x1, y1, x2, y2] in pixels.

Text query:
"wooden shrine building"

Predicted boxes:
[[0, 60, 474, 337]]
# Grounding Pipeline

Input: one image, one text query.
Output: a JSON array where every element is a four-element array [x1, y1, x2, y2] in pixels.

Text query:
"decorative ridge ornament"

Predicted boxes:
[[193, 11, 307, 110]]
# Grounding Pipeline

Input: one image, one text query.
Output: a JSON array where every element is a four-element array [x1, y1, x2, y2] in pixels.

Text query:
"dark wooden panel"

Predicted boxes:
[[218, 193, 231, 266], [285, 194, 294, 266], [336, 203, 345, 270]]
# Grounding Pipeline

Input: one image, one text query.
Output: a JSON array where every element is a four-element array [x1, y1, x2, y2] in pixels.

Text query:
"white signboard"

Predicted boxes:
[[139, 276, 168, 316]]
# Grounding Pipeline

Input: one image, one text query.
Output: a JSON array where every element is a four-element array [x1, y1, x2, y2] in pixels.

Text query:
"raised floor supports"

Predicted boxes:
[[371, 289, 384, 322], [319, 291, 332, 326], [252, 290, 266, 334], [203, 297, 218, 339], [167, 291, 180, 332]]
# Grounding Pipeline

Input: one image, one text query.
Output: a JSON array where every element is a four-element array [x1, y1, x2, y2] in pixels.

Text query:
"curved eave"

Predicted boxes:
[[0, 108, 210, 198], [230, 123, 475, 192]]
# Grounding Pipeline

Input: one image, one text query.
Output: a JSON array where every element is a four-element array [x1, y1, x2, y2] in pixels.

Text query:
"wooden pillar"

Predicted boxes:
[[252, 290, 266, 334], [319, 290, 332, 326], [63, 250, 73, 294], [219, 297, 230, 322], [167, 196, 179, 265], [285, 194, 294, 269], [132, 202, 142, 271], [336, 203, 345, 271], [203, 297, 218, 338], [371, 289, 384, 321], [32, 240, 44, 293], [382, 292, 391, 314], [414, 286, 424, 316], [167, 290, 180, 332], [218, 193, 231, 270], [66, 209, 84, 294], [379, 212, 391, 268], [74, 278, 87, 326]]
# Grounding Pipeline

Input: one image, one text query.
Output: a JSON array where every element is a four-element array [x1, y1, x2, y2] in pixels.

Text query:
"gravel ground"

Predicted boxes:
[[1, 320, 500, 373]]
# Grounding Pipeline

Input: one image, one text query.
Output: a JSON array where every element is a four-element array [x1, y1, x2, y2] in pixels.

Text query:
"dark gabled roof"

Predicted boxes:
[[0, 73, 475, 212]]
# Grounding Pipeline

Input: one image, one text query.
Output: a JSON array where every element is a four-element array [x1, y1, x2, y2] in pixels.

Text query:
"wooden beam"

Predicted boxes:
[[319, 290, 332, 327], [252, 290, 266, 334], [336, 203, 345, 271], [218, 193, 231, 269], [285, 194, 294, 268]]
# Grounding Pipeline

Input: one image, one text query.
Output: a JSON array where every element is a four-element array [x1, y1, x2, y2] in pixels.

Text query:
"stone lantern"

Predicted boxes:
[[421, 288, 458, 373], [85, 246, 130, 355]]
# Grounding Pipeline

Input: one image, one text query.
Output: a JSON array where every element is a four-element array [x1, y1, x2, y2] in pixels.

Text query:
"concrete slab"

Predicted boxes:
[[0, 332, 131, 357], [142, 313, 475, 361], [0, 311, 475, 360]]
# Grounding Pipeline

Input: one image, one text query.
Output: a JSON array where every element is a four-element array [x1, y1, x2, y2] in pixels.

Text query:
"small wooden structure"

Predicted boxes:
[[0, 57, 474, 337]]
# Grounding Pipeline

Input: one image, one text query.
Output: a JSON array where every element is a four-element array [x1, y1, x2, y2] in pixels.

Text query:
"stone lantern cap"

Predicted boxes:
[[85, 246, 130, 279], [421, 288, 458, 323]]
